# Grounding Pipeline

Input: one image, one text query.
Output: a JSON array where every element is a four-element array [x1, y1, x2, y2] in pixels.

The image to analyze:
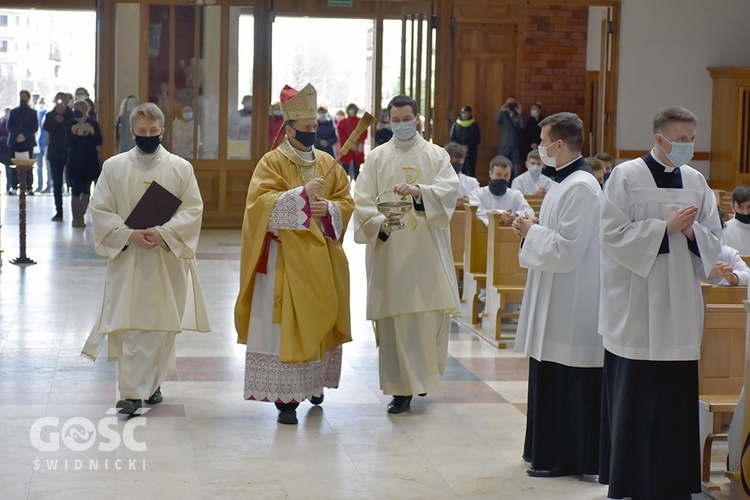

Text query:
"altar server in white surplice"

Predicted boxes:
[[598, 107, 722, 499], [82, 103, 210, 415], [469, 155, 534, 227], [443, 142, 478, 209], [511, 150, 553, 196], [723, 185, 750, 254], [511, 112, 603, 479], [353, 94, 460, 415]]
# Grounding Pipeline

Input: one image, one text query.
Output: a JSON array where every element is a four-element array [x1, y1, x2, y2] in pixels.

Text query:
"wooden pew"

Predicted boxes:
[[461, 204, 488, 326], [524, 194, 544, 215], [480, 212, 527, 348], [699, 284, 747, 493], [450, 208, 466, 298], [742, 255, 750, 268]]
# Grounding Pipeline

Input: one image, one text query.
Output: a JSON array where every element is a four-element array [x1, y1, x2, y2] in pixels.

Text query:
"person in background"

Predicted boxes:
[[722, 185, 750, 254], [44, 93, 74, 221], [66, 100, 102, 228], [469, 155, 534, 227], [75, 87, 96, 120], [595, 151, 614, 182], [116, 95, 138, 153], [314, 105, 337, 157], [521, 101, 544, 163], [494, 96, 525, 177], [269, 101, 284, 146], [450, 105, 481, 177], [1, 107, 12, 194], [337, 103, 367, 181], [512, 150, 552, 196], [585, 156, 605, 187], [444, 142, 478, 209], [36, 97, 48, 192], [7, 89, 39, 195], [172, 104, 198, 159], [374, 109, 393, 148], [333, 109, 345, 124], [229, 95, 253, 145], [707, 208, 750, 286]]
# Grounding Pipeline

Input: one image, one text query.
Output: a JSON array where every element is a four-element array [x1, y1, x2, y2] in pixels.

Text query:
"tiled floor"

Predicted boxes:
[[0, 190, 711, 499]]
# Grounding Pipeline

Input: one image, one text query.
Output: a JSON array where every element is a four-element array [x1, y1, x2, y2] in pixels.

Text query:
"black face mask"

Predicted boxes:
[[135, 134, 161, 154], [291, 127, 316, 149], [73, 110, 84, 119], [488, 178, 509, 196], [451, 162, 464, 174], [735, 212, 750, 224], [20, 99, 28, 107]]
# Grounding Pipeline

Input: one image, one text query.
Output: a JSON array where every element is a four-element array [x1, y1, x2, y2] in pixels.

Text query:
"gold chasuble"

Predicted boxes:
[[235, 140, 353, 363]]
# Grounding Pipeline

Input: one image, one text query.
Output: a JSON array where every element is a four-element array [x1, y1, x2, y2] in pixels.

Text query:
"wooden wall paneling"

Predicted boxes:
[[432, 0, 451, 147], [195, 169, 220, 212], [97, 0, 116, 161], [583, 70, 599, 156]]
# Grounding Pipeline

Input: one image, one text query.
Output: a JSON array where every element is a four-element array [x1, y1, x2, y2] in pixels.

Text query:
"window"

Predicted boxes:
[[0, 40, 7, 53], [0, 15, 8, 27]]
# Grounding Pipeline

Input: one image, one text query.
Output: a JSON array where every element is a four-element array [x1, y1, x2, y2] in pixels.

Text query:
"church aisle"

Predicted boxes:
[[0, 193, 610, 499]]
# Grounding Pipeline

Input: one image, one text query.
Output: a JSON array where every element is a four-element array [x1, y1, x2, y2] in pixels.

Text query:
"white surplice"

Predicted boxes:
[[705, 244, 750, 286], [512, 170, 553, 195], [514, 168, 604, 367], [723, 217, 750, 255], [458, 172, 480, 197], [82, 146, 210, 398], [468, 186, 534, 227], [353, 134, 460, 395], [599, 156, 722, 361]]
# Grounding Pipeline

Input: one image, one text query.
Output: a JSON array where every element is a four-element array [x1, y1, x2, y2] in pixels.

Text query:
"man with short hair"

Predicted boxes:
[[82, 102, 210, 415], [494, 96, 525, 176], [469, 155, 533, 227], [353, 94, 460, 415], [235, 83, 353, 425], [7, 90, 38, 195], [443, 142, 478, 209], [598, 106, 722, 498], [43, 93, 74, 221], [722, 185, 750, 254], [511, 150, 552, 196], [512, 112, 603, 479]]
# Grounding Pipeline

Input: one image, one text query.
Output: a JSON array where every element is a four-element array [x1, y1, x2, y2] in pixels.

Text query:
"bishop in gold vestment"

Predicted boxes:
[[235, 84, 353, 424]]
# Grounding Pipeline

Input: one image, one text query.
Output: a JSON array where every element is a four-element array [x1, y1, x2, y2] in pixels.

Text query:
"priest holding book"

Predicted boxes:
[[82, 102, 210, 415]]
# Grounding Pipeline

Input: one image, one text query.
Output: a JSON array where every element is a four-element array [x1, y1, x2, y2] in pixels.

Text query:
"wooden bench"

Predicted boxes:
[[450, 208, 466, 299], [462, 204, 488, 326], [699, 284, 747, 492], [524, 194, 544, 215], [479, 212, 527, 348]]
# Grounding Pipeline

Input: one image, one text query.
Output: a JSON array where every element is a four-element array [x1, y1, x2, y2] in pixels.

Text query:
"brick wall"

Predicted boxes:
[[521, 6, 588, 118]]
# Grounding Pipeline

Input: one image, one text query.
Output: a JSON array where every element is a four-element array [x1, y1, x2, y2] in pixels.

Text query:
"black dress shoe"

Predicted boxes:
[[387, 395, 412, 414], [51, 213, 63, 222], [526, 466, 573, 478], [277, 409, 298, 425], [116, 399, 142, 415], [145, 387, 162, 405], [418, 393, 427, 397], [309, 393, 324, 405]]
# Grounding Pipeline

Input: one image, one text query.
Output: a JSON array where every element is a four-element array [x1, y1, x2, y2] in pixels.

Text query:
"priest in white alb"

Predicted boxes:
[[235, 83, 353, 425], [722, 185, 750, 254], [511, 112, 603, 478], [353, 94, 460, 414], [82, 102, 210, 415], [598, 107, 722, 499]]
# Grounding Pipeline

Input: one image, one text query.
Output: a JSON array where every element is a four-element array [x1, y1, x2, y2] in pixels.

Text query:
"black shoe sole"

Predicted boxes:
[[116, 399, 142, 415]]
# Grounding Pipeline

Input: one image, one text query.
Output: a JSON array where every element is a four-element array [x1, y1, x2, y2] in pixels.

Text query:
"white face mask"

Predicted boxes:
[[391, 119, 417, 140], [317, 113, 327, 122], [183, 112, 193, 121], [660, 135, 694, 167], [527, 162, 543, 175], [347, 110, 356, 117], [538, 141, 560, 168], [530, 109, 540, 119]]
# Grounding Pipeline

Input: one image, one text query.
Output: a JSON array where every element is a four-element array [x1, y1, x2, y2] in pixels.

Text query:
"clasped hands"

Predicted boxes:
[[512, 212, 538, 238], [666, 204, 699, 240], [305, 177, 330, 218], [129, 228, 163, 250], [707, 260, 739, 285]]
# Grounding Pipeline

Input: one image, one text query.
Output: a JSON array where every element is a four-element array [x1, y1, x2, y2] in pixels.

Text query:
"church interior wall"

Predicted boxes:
[[615, 0, 750, 179]]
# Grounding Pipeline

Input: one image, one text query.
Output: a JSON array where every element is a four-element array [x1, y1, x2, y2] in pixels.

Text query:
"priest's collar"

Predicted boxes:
[[649, 148, 677, 173], [278, 139, 317, 167], [542, 156, 589, 183], [643, 151, 683, 189]]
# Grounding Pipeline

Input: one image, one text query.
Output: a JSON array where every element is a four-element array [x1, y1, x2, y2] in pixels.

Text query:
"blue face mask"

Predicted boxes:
[[661, 135, 694, 167], [391, 119, 416, 140]]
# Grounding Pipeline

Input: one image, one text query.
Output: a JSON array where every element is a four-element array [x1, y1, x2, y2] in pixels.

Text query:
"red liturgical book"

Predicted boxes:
[[124, 181, 182, 229]]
